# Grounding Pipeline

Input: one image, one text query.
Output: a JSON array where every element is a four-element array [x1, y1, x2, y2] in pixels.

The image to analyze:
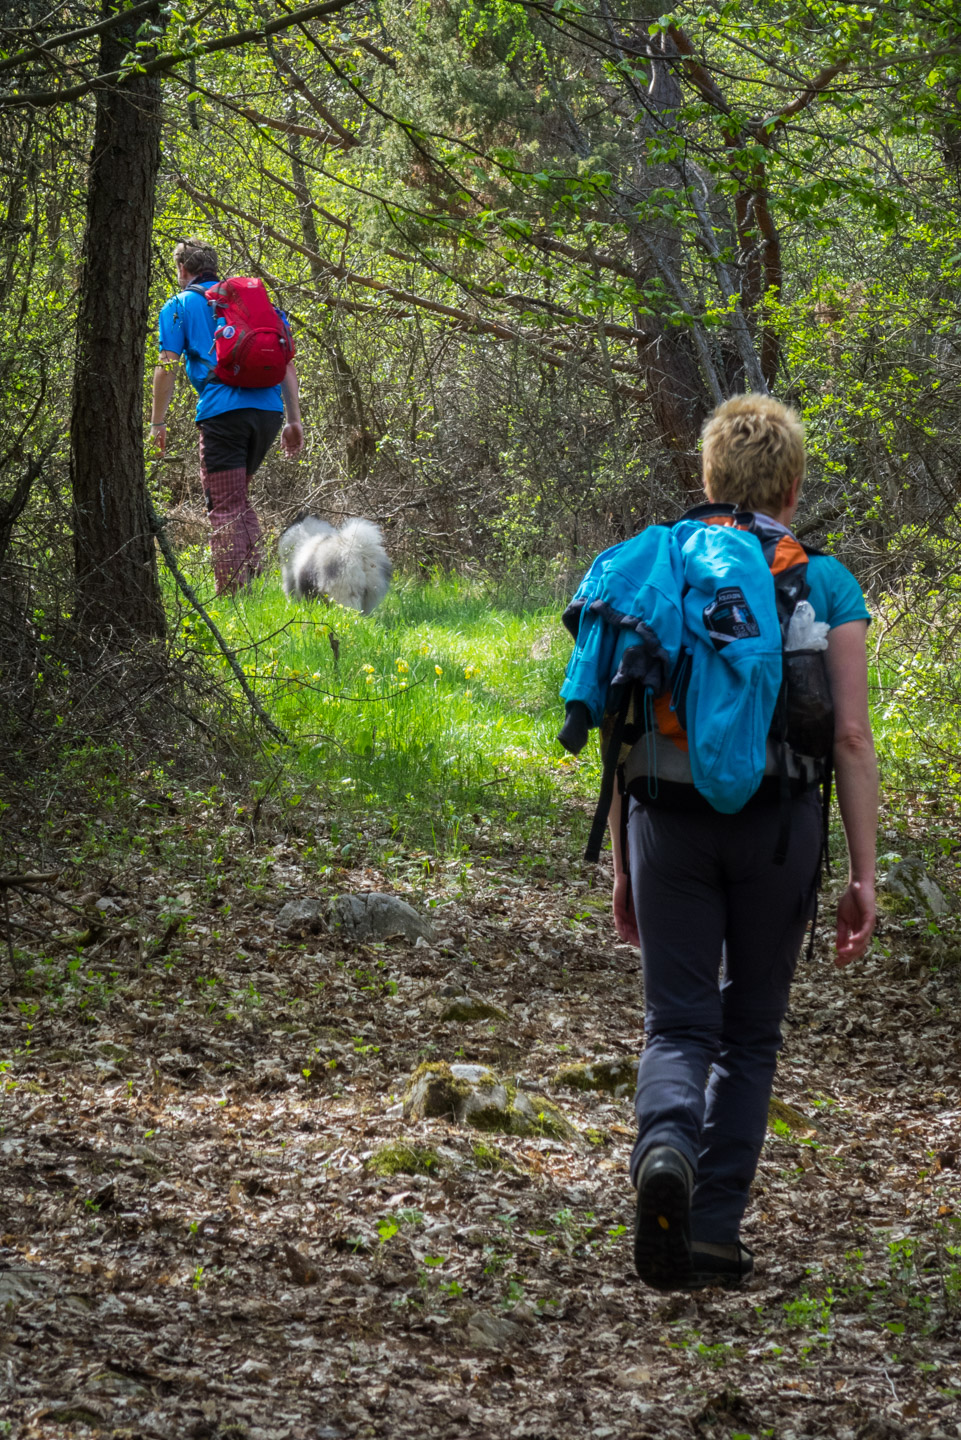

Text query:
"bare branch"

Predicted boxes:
[[241, 105, 347, 148], [266, 45, 361, 149]]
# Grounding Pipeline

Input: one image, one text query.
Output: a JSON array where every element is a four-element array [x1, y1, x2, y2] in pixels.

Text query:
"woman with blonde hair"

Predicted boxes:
[[612, 394, 877, 1291]]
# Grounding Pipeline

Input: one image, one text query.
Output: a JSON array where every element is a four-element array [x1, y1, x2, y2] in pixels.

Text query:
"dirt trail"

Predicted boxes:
[[1, 813, 959, 1440]]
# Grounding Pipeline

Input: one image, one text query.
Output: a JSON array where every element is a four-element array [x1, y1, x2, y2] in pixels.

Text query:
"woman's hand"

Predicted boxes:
[[835, 879, 875, 965], [613, 870, 640, 948]]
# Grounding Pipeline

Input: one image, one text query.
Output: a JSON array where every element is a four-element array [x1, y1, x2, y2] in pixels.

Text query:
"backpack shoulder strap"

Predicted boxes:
[[174, 285, 216, 384]]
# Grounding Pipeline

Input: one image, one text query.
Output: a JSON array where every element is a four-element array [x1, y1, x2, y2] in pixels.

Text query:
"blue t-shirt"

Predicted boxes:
[[157, 279, 284, 423], [804, 554, 870, 629]]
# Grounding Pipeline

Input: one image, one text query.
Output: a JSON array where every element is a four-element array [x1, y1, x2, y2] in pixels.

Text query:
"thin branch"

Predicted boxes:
[[266, 45, 360, 149], [666, 23, 732, 115], [178, 178, 654, 356], [0, 0, 164, 79], [241, 105, 347, 148], [760, 53, 863, 135], [145, 492, 289, 746], [0, 0, 364, 110], [0, 871, 60, 888]]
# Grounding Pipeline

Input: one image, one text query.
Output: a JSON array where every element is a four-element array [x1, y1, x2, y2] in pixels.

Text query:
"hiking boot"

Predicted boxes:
[[686, 1240, 755, 1290], [633, 1145, 693, 1292]]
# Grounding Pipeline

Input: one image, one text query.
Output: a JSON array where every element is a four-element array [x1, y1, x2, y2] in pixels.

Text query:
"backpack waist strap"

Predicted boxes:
[[627, 774, 817, 813], [624, 732, 820, 789]]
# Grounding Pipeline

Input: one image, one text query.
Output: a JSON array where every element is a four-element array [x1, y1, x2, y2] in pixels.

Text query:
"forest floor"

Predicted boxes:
[[1, 778, 960, 1440]]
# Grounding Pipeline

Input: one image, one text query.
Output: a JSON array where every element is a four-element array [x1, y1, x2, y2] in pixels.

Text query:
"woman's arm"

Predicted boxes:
[[608, 785, 640, 947], [825, 619, 878, 965]]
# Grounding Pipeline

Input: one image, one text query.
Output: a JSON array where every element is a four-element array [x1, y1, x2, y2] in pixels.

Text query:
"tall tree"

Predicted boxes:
[[0, 0, 361, 636], [70, 0, 166, 637]]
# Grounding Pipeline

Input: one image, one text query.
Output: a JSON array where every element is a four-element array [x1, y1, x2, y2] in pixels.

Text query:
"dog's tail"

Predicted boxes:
[[338, 518, 387, 554], [336, 519, 392, 614]]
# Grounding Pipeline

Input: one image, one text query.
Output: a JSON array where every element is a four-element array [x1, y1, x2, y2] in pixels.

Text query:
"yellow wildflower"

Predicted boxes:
[[395, 658, 409, 673], [362, 663, 375, 673], [434, 665, 443, 677]]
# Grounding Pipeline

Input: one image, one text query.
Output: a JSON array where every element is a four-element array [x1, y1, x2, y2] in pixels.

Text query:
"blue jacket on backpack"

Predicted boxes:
[[560, 519, 783, 814], [560, 525, 684, 727]]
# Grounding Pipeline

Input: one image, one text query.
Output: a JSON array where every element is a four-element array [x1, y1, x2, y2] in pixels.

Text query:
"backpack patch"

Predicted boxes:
[[703, 585, 761, 647]]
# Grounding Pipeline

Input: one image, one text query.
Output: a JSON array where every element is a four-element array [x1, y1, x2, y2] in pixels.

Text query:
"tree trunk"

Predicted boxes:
[[71, 0, 165, 638]]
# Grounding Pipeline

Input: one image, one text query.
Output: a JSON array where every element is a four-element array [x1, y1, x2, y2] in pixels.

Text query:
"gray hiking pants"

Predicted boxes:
[[627, 791, 822, 1242]]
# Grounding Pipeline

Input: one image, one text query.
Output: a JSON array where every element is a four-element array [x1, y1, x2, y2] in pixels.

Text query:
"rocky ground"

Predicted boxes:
[[1, 788, 960, 1440]]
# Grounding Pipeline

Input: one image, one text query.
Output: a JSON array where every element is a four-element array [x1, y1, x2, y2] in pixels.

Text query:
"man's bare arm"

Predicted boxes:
[[280, 361, 304, 457], [150, 350, 180, 454]]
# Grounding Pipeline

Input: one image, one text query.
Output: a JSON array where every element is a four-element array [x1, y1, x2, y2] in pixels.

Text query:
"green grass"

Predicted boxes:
[[164, 558, 599, 851]]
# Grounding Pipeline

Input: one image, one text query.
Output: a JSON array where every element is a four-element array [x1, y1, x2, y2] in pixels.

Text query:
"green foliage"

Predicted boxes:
[[161, 561, 598, 850]]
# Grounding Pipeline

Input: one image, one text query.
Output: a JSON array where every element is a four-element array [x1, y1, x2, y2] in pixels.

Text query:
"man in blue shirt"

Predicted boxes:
[[149, 237, 304, 594]]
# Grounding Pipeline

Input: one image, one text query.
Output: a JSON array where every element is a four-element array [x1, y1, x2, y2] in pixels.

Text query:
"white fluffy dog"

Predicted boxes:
[[278, 515, 391, 616]]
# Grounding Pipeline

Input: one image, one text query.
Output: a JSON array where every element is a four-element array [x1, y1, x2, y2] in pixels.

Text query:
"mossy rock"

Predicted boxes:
[[403, 1061, 577, 1141], [553, 1056, 637, 1098], [439, 995, 510, 1024], [404, 1060, 475, 1121], [510, 1089, 578, 1141], [767, 1095, 817, 1136], [470, 1139, 513, 1171], [366, 1141, 441, 1177]]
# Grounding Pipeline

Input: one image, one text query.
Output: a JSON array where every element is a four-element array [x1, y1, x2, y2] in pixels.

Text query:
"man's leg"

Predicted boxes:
[[198, 411, 280, 595], [690, 794, 822, 1246], [239, 411, 283, 586]]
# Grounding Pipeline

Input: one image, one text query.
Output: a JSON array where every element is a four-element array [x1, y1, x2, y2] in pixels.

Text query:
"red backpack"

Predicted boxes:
[[189, 276, 295, 389]]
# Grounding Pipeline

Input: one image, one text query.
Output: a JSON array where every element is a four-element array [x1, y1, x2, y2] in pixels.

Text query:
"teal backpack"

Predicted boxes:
[[559, 504, 834, 863]]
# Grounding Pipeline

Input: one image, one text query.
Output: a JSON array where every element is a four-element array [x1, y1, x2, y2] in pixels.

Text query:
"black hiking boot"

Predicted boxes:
[[686, 1240, 755, 1290], [633, 1145, 693, 1292]]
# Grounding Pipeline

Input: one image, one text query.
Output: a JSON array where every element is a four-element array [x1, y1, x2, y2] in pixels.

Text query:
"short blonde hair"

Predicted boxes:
[[173, 236, 218, 277], [701, 394, 805, 513]]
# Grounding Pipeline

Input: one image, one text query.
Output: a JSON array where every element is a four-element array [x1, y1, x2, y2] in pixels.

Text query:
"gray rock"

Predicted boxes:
[[276, 899, 327, 936], [328, 892, 434, 943], [466, 1309, 525, 1350], [461, 1080, 513, 1127], [881, 857, 951, 917], [450, 1062, 496, 1085], [404, 1061, 577, 1140], [438, 994, 509, 1024]]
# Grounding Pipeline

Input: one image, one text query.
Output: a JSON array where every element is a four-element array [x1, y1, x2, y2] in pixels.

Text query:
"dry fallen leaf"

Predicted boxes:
[[282, 1241, 319, 1285]]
